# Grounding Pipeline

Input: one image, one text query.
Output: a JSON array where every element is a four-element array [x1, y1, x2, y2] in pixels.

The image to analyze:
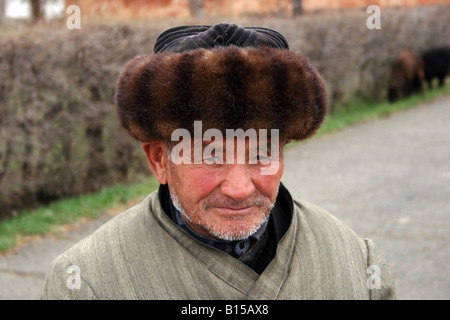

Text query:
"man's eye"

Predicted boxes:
[[204, 156, 220, 164], [252, 154, 270, 163]]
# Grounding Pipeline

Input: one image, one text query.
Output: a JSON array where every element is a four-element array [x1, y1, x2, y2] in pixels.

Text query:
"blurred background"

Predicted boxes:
[[0, 0, 449, 222]]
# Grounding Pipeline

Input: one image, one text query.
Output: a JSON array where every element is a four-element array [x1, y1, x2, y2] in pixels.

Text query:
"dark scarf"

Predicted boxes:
[[158, 183, 293, 275]]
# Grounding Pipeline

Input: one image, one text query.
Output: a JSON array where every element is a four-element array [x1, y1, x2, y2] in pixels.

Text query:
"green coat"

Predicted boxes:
[[40, 189, 396, 300]]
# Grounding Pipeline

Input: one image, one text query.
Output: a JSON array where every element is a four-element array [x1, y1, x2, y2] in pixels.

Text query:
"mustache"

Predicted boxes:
[[203, 194, 273, 210]]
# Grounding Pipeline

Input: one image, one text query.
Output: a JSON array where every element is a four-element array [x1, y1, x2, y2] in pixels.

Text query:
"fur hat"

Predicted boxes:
[[115, 23, 327, 142]]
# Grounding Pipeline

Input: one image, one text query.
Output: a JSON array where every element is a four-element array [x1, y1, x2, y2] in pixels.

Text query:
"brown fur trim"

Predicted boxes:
[[115, 46, 327, 142]]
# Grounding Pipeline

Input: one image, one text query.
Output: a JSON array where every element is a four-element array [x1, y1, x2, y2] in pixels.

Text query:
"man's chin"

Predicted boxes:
[[208, 206, 256, 220], [209, 228, 256, 241], [205, 216, 267, 241]]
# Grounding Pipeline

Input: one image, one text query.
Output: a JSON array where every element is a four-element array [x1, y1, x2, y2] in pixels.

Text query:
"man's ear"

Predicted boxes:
[[142, 141, 168, 184]]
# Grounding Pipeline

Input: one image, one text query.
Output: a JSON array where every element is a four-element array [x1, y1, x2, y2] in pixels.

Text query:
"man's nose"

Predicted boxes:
[[219, 165, 256, 201]]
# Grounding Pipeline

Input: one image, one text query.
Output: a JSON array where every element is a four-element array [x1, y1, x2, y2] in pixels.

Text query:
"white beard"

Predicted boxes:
[[169, 189, 275, 241]]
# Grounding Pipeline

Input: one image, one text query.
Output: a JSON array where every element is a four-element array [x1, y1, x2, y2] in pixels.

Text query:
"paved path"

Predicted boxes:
[[1, 95, 449, 300], [282, 95, 450, 300]]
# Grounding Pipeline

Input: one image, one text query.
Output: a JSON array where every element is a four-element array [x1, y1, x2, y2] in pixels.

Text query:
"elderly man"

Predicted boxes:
[[41, 23, 396, 300]]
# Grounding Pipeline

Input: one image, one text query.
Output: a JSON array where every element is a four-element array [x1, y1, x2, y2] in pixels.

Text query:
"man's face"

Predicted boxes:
[[164, 137, 285, 241]]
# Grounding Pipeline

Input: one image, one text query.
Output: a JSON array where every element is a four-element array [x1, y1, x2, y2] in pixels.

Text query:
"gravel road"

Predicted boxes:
[[1, 95, 449, 300]]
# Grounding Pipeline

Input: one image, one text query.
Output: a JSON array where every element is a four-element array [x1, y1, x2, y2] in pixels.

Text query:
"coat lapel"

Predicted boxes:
[[246, 207, 297, 299]]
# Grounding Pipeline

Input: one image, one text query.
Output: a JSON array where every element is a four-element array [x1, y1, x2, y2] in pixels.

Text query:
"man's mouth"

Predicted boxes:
[[210, 206, 254, 216]]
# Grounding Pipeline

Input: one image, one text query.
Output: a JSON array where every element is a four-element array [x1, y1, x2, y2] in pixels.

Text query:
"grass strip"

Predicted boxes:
[[285, 82, 450, 150], [317, 83, 450, 137], [0, 177, 159, 252]]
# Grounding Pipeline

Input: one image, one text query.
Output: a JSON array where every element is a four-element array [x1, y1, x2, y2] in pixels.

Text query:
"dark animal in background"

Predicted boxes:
[[388, 51, 424, 102], [421, 46, 450, 89]]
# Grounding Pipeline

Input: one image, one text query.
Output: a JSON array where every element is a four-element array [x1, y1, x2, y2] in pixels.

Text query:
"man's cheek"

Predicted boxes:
[[187, 169, 221, 196], [256, 175, 283, 200]]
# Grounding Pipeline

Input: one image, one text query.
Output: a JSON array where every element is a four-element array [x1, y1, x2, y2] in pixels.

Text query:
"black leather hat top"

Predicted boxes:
[[153, 22, 289, 53]]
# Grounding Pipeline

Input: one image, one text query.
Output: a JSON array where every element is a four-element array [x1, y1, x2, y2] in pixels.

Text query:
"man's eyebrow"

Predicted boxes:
[[201, 140, 223, 147]]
